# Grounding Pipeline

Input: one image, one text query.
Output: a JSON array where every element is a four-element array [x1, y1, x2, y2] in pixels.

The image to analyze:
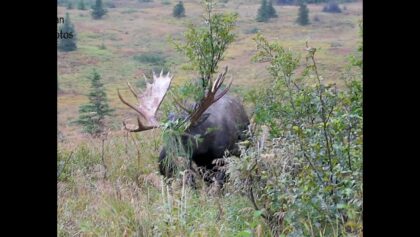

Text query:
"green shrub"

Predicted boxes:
[[227, 34, 362, 236], [173, 0, 237, 90], [133, 52, 167, 65]]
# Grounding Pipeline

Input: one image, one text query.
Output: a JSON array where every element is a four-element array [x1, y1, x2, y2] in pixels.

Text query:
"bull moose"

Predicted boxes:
[[118, 67, 249, 183]]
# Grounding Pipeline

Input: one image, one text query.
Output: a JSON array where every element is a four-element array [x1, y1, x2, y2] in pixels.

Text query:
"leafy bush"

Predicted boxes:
[[349, 20, 362, 69], [133, 52, 167, 65], [173, 0, 237, 91], [226, 34, 362, 236]]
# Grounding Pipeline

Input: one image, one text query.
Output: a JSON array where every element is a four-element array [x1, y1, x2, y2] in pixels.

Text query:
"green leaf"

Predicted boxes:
[[337, 203, 347, 209], [236, 230, 252, 237], [253, 210, 263, 218]]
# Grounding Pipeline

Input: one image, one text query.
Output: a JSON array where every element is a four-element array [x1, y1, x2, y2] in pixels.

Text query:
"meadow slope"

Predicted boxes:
[[58, 0, 362, 141]]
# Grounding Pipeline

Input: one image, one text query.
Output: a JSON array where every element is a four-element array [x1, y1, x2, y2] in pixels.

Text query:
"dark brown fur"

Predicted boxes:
[[159, 94, 249, 180]]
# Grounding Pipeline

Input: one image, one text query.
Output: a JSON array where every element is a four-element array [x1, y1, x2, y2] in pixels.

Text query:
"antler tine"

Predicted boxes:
[[117, 89, 144, 117], [122, 117, 142, 132], [188, 66, 232, 126], [214, 75, 233, 102], [117, 89, 141, 114], [212, 66, 228, 92], [119, 69, 174, 132], [122, 116, 155, 132], [127, 82, 139, 99], [160, 70, 163, 77]]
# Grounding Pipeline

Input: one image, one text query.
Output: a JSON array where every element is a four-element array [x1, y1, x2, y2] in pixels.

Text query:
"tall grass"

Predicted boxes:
[[58, 131, 273, 236]]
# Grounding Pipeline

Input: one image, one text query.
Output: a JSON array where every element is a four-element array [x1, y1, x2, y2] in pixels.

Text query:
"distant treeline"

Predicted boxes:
[[276, 0, 356, 4], [57, 0, 357, 6]]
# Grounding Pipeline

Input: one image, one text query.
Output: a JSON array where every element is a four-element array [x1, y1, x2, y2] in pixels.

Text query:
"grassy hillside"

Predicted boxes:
[[58, 0, 361, 140], [58, 1, 362, 236]]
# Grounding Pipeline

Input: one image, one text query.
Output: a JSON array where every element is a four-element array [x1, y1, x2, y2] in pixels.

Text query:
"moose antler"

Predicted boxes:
[[118, 67, 232, 131], [118, 71, 173, 132], [188, 66, 233, 126]]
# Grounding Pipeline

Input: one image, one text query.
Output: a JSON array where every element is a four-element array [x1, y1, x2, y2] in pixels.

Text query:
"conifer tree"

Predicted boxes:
[[256, 0, 269, 22], [58, 13, 77, 51], [67, 2, 73, 10], [256, 0, 277, 22], [74, 70, 113, 137], [173, 1, 186, 18], [78, 0, 86, 10], [267, 0, 277, 18], [297, 2, 310, 25], [91, 0, 107, 19]]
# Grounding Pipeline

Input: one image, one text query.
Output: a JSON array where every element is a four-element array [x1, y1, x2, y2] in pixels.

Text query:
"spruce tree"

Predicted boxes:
[[173, 1, 186, 18], [74, 70, 113, 137], [91, 0, 107, 19], [267, 0, 277, 18], [58, 13, 77, 51], [256, 0, 269, 22], [296, 3, 310, 26], [78, 0, 86, 10]]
